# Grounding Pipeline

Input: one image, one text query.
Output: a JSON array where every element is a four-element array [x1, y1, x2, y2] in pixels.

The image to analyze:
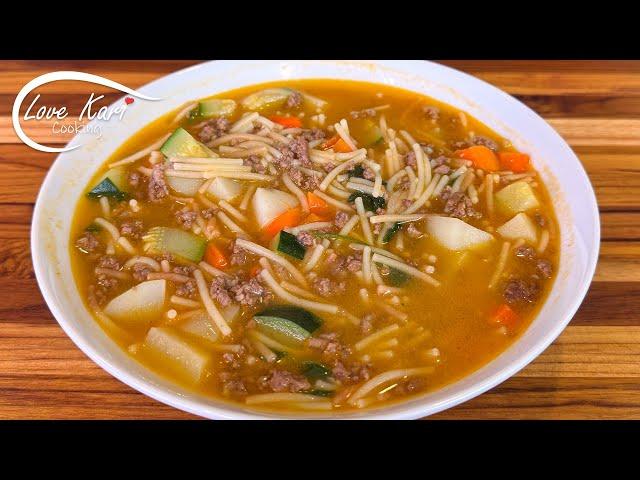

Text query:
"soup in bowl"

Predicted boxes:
[[32, 61, 599, 419]]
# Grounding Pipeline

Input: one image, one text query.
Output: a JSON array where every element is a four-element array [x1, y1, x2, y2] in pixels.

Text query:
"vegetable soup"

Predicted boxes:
[[70, 80, 559, 413]]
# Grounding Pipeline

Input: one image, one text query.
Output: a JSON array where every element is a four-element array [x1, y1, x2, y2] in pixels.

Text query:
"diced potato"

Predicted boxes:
[[143, 327, 211, 383], [167, 176, 205, 196], [494, 181, 540, 217], [206, 177, 243, 202], [180, 311, 218, 344], [104, 280, 166, 328], [251, 187, 299, 228], [425, 216, 494, 251], [496, 213, 538, 243]]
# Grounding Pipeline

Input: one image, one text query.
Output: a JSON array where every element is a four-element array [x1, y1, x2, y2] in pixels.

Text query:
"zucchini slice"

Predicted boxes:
[[160, 127, 215, 158], [254, 306, 322, 348], [273, 230, 306, 260], [86, 177, 126, 200], [97, 166, 129, 192], [382, 222, 401, 244], [358, 120, 384, 147], [301, 361, 331, 381], [143, 227, 207, 262], [241, 88, 295, 111], [194, 99, 237, 119]]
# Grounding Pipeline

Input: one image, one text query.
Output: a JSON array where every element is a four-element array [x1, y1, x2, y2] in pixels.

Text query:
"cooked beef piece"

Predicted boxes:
[[209, 275, 239, 307], [198, 117, 230, 143], [276, 137, 311, 169], [405, 223, 422, 239], [230, 277, 272, 306], [285, 91, 303, 109], [174, 207, 197, 230], [472, 135, 499, 152], [120, 220, 144, 239], [300, 128, 326, 141], [422, 106, 440, 120], [175, 279, 197, 298], [230, 241, 251, 266], [287, 168, 318, 191], [201, 207, 218, 219], [440, 187, 480, 219], [261, 369, 310, 393], [350, 108, 376, 119], [334, 211, 349, 229], [514, 245, 536, 260], [148, 163, 169, 202], [332, 361, 371, 384], [312, 277, 346, 298], [76, 232, 100, 253], [362, 167, 376, 180], [404, 151, 417, 167], [536, 259, 553, 278], [98, 255, 121, 270], [296, 231, 315, 247], [131, 263, 151, 282], [434, 164, 451, 175], [243, 154, 267, 174], [503, 278, 540, 304], [173, 265, 195, 276]]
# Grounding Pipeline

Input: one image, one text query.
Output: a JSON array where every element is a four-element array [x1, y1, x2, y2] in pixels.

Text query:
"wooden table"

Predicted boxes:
[[1, 60, 638, 420]]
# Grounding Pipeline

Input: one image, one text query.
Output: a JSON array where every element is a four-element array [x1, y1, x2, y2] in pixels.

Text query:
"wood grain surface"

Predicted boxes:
[[0, 60, 636, 420]]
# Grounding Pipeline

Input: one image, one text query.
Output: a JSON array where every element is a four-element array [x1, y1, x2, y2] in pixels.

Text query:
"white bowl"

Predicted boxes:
[[31, 60, 600, 419]]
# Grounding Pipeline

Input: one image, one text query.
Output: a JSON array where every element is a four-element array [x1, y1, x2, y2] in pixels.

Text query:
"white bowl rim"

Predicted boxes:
[[31, 60, 600, 420]]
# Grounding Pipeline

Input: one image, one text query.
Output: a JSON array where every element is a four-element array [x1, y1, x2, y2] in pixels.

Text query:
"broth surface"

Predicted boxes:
[[70, 80, 559, 413]]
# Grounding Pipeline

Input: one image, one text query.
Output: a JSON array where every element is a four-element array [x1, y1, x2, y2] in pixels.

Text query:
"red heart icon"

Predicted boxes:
[[125, 97, 134, 105]]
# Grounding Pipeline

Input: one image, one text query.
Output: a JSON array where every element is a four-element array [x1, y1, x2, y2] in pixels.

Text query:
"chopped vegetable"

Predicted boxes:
[[347, 165, 365, 179], [143, 227, 207, 262], [86, 177, 126, 200], [273, 230, 306, 260], [204, 243, 229, 269], [322, 135, 352, 152], [143, 327, 211, 383], [301, 361, 331, 380], [167, 176, 205, 196], [252, 187, 299, 229], [269, 115, 302, 128], [307, 191, 331, 216], [456, 145, 500, 171], [496, 213, 538, 243], [85, 223, 101, 233], [387, 267, 410, 286], [263, 207, 302, 239], [97, 167, 129, 192], [425, 215, 494, 251], [191, 99, 236, 120], [179, 310, 219, 345], [490, 304, 519, 328], [494, 181, 540, 217], [241, 88, 295, 111], [312, 232, 364, 244], [207, 177, 243, 202], [104, 279, 166, 329], [160, 127, 214, 158], [256, 305, 322, 333], [382, 222, 401, 244], [348, 192, 386, 212], [356, 119, 383, 147], [499, 152, 530, 172], [254, 316, 311, 348]]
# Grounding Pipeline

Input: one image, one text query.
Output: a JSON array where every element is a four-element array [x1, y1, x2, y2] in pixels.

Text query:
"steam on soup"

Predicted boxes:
[[70, 80, 558, 413]]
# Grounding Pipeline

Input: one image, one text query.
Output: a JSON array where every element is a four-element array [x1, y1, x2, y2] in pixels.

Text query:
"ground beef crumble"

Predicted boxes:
[[243, 154, 267, 174], [174, 207, 197, 230], [148, 163, 169, 202], [296, 231, 315, 247], [76, 232, 100, 253], [504, 278, 540, 305], [132, 263, 151, 282], [119, 220, 144, 239], [285, 91, 303, 110], [260, 369, 310, 393], [333, 211, 349, 229], [440, 186, 481, 219], [198, 117, 230, 143], [312, 277, 346, 298]]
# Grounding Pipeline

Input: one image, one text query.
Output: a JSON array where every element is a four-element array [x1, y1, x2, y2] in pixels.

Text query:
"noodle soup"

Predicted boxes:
[[70, 80, 558, 413]]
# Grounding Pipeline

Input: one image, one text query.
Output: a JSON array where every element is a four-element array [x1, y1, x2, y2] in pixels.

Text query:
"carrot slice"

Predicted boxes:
[[269, 115, 302, 128], [499, 152, 530, 173], [262, 207, 302, 239], [456, 145, 500, 171], [303, 213, 329, 223], [307, 191, 331, 216], [204, 243, 229, 270], [322, 135, 352, 153], [490, 304, 519, 328]]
